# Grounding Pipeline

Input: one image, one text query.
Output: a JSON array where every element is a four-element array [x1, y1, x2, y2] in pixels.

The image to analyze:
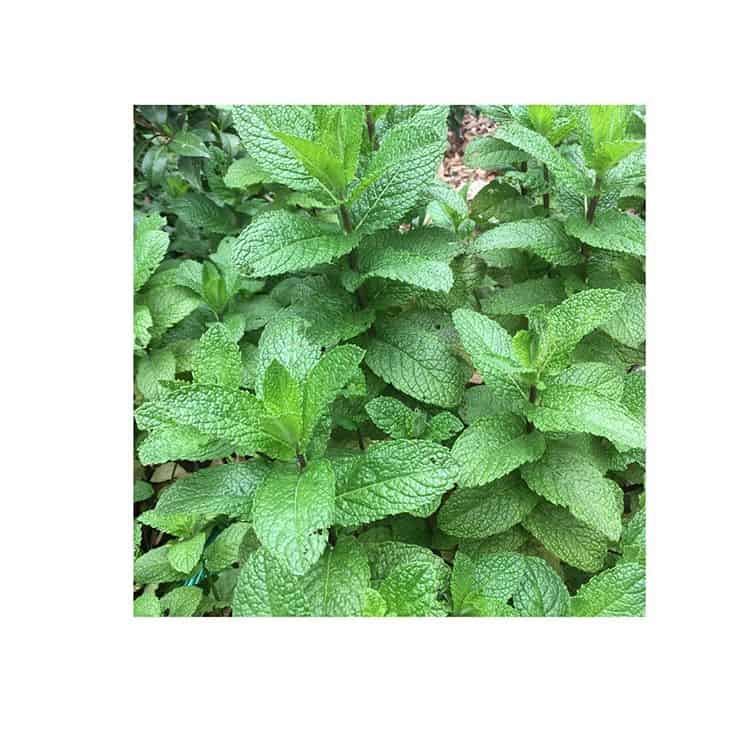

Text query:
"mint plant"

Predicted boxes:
[[133, 104, 645, 617]]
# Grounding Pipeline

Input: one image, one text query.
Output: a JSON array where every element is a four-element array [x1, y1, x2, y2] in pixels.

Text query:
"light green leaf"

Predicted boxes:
[[169, 193, 235, 234], [481, 278, 565, 316], [451, 415, 546, 487], [571, 562, 646, 616], [134, 304, 153, 351], [133, 588, 161, 617], [451, 550, 525, 615], [192, 323, 242, 389], [513, 556, 570, 616], [547, 362, 624, 401], [522, 501, 608, 572], [565, 210, 645, 257], [155, 462, 268, 517], [351, 109, 448, 235], [223, 157, 266, 189], [134, 545, 185, 585], [437, 474, 539, 539], [535, 288, 626, 373], [167, 532, 206, 574], [141, 284, 202, 341], [495, 120, 593, 195], [378, 561, 449, 616], [134, 480, 153, 503], [463, 136, 525, 170], [161, 586, 204, 617], [231, 105, 319, 191], [333, 439, 458, 526], [362, 588, 387, 616], [363, 541, 450, 590], [261, 360, 303, 450], [621, 509, 646, 564], [135, 349, 176, 401], [302, 537, 370, 616], [365, 316, 470, 408], [204, 522, 254, 572], [365, 396, 426, 439], [521, 440, 624, 540], [252, 460, 335, 575], [301, 344, 365, 447], [473, 218, 581, 267], [234, 211, 358, 278], [601, 282, 645, 347], [134, 214, 169, 292], [423, 411, 464, 443], [529, 383, 646, 450]]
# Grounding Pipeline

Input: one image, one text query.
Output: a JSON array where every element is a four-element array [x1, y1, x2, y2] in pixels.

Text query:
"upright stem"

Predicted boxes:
[[365, 106, 377, 150], [542, 165, 550, 212], [582, 176, 601, 259], [520, 160, 528, 196], [338, 204, 354, 235], [338, 204, 367, 309]]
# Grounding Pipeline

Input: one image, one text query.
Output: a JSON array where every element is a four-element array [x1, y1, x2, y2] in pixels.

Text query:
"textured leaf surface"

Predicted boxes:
[[234, 211, 358, 277], [365, 317, 469, 407], [523, 502, 608, 572], [191, 323, 242, 389], [135, 349, 176, 401], [565, 210, 646, 257], [351, 108, 448, 235], [166, 532, 206, 574], [473, 218, 581, 267], [133, 546, 185, 585], [513, 556, 570, 616], [529, 384, 646, 450], [571, 562, 646, 616], [482, 278, 565, 316], [252, 460, 336, 575], [156, 462, 268, 517], [333, 440, 458, 526], [365, 396, 426, 439], [451, 550, 525, 614], [521, 441, 624, 540], [451, 415, 546, 487], [437, 474, 539, 539], [601, 282, 645, 347], [204, 522, 254, 572], [378, 561, 449, 616], [134, 215, 169, 292]]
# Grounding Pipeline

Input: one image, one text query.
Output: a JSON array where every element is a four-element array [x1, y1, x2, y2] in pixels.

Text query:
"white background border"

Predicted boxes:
[[3, 1, 747, 747]]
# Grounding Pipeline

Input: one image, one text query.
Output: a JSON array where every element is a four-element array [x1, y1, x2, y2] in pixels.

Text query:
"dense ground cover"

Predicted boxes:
[[133, 104, 645, 617]]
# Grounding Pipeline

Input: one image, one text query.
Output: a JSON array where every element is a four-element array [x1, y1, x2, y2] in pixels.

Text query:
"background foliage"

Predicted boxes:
[[133, 104, 645, 617]]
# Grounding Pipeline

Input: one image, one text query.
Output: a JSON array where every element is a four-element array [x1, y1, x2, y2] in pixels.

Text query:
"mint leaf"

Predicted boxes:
[[134, 214, 169, 292], [378, 561, 449, 616], [234, 211, 358, 277], [252, 460, 335, 575], [365, 316, 470, 408], [565, 210, 645, 257], [481, 277, 566, 316], [521, 440, 624, 541], [333, 440, 457, 526], [522, 501, 608, 572], [365, 396, 426, 439], [166, 532, 206, 574], [437, 474, 539, 539], [570, 562, 646, 616], [423, 411, 464, 443], [191, 323, 242, 389], [451, 550, 525, 615], [513, 556, 570, 617], [450, 415, 545, 487]]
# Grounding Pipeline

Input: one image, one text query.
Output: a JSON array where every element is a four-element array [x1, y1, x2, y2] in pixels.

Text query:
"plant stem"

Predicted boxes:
[[338, 204, 354, 234], [582, 176, 601, 259], [542, 165, 550, 212], [365, 106, 377, 150], [296, 453, 307, 471]]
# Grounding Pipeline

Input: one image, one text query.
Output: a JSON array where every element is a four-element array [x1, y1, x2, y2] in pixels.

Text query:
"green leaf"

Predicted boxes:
[[273, 132, 347, 199], [522, 502, 608, 572], [351, 108, 448, 235], [528, 384, 646, 450], [134, 480, 153, 503], [204, 522, 254, 572], [234, 211, 358, 277], [133, 588, 161, 617], [521, 440, 624, 540], [451, 550, 525, 615], [365, 316, 470, 408], [166, 532, 206, 574], [348, 229, 457, 292], [233, 547, 310, 616], [314, 105, 365, 186], [169, 131, 210, 158], [547, 362, 624, 401], [231, 105, 320, 191], [423, 412, 464, 443], [134, 304, 153, 351], [223, 157, 266, 189], [451, 309, 528, 409], [169, 193, 235, 234], [363, 540, 450, 590], [463, 136, 525, 170], [333, 439, 458, 526], [495, 120, 593, 195], [301, 345, 365, 448], [362, 588, 387, 616], [155, 462, 268, 517], [437, 474, 539, 539], [135, 384, 267, 456], [473, 218, 581, 267], [481, 278, 565, 316], [134, 545, 185, 585], [535, 288, 626, 373], [451, 415, 546, 487], [365, 396, 426, 439], [621, 509, 646, 564], [141, 284, 202, 341], [565, 210, 645, 257], [513, 556, 570, 616], [601, 282, 645, 347], [252, 460, 336, 575], [134, 214, 169, 292], [192, 323, 242, 389], [302, 537, 370, 616], [261, 360, 303, 450], [378, 561, 449, 616], [161, 586, 204, 617], [570, 562, 645, 616], [135, 349, 176, 401]]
